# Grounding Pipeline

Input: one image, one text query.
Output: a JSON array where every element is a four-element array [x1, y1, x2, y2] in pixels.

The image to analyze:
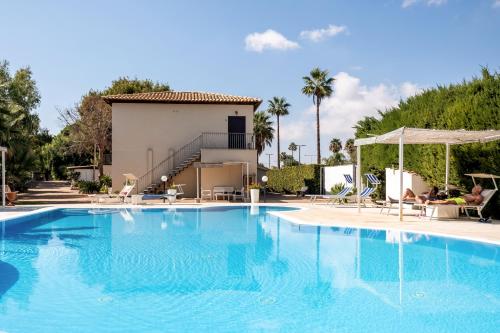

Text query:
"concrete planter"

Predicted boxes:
[[250, 189, 260, 204]]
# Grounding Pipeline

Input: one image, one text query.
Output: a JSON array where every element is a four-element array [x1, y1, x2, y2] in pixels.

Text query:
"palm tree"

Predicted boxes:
[[288, 142, 297, 159], [329, 138, 342, 154], [267, 97, 290, 169], [344, 138, 356, 163], [253, 111, 274, 163], [302, 68, 334, 164]]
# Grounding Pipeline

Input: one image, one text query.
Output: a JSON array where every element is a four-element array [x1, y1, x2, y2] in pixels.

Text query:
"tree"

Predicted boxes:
[[0, 60, 41, 189], [302, 68, 334, 164], [354, 68, 500, 216], [328, 138, 342, 154], [253, 111, 274, 163], [322, 153, 346, 166], [60, 77, 170, 176], [267, 97, 290, 169], [279, 152, 298, 167], [288, 142, 297, 159], [59, 92, 111, 176], [102, 77, 170, 96], [344, 138, 356, 163]]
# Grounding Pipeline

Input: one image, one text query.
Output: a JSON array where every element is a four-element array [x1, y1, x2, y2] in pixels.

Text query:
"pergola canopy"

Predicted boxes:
[[355, 127, 500, 146], [353, 127, 500, 221]]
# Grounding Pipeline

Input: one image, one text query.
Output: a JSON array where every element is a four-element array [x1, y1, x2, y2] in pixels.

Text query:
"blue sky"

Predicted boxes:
[[2, 0, 499, 165]]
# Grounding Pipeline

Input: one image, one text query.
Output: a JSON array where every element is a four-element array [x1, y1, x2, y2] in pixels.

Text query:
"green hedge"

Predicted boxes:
[[355, 69, 500, 217], [266, 165, 321, 194]]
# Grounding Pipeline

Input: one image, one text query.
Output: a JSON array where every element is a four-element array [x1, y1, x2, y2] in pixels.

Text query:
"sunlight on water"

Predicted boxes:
[[0, 207, 499, 332]]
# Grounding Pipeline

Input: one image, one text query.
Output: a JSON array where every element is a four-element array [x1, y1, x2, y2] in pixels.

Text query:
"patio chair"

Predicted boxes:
[[201, 189, 212, 201], [232, 187, 245, 201], [324, 186, 354, 205], [358, 186, 376, 206], [365, 173, 381, 188]]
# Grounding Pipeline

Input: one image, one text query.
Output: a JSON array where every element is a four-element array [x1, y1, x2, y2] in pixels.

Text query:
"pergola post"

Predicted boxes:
[[398, 132, 404, 221], [1, 149, 5, 207], [246, 162, 250, 200], [356, 145, 361, 213], [445, 143, 450, 192], [196, 167, 200, 201]]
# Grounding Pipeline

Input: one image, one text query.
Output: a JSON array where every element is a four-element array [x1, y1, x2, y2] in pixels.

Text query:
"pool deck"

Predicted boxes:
[[1, 201, 499, 245]]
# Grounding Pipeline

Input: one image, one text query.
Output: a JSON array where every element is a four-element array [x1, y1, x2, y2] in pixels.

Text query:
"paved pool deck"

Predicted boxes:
[[1, 202, 499, 245]]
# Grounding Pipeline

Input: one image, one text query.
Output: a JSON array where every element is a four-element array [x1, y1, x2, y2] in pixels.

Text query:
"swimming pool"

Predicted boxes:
[[0, 206, 499, 332]]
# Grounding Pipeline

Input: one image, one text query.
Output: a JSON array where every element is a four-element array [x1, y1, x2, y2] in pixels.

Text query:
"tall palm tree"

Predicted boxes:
[[253, 111, 274, 164], [329, 138, 342, 154], [267, 97, 290, 169], [344, 138, 356, 163], [288, 142, 297, 160], [302, 68, 334, 164]]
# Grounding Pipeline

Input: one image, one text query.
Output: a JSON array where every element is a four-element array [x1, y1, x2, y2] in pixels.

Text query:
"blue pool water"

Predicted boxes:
[[0, 206, 499, 332]]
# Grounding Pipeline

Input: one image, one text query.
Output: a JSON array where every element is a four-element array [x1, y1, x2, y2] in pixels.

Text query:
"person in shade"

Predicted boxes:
[[402, 186, 439, 204], [426, 185, 483, 206]]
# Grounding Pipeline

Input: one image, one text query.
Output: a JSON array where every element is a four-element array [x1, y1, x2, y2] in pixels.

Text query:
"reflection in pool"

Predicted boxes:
[[0, 206, 499, 332]]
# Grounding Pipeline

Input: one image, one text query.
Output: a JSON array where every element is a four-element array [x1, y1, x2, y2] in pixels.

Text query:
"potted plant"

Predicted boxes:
[[166, 183, 177, 204], [167, 183, 177, 196], [249, 183, 261, 204]]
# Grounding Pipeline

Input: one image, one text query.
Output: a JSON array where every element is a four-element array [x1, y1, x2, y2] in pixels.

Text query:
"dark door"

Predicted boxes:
[[228, 116, 246, 149]]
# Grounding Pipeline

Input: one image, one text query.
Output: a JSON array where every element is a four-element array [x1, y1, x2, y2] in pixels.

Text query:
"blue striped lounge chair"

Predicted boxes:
[[324, 186, 354, 205]]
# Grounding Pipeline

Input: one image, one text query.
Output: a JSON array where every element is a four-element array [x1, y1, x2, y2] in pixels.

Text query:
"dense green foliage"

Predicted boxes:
[[266, 165, 321, 194], [355, 68, 500, 216], [0, 61, 44, 189]]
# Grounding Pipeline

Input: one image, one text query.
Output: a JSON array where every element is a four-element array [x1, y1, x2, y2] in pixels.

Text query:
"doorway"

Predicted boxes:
[[228, 116, 246, 149]]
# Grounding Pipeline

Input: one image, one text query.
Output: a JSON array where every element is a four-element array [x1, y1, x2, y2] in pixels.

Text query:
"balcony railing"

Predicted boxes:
[[202, 132, 255, 150]]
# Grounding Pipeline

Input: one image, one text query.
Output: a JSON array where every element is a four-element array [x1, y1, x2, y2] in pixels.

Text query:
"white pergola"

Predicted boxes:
[[354, 127, 500, 221], [1, 146, 6, 207], [193, 161, 251, 201]]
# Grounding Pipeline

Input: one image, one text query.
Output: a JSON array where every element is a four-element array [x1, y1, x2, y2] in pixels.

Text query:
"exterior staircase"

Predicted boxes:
[[137, 132, 255, 194]]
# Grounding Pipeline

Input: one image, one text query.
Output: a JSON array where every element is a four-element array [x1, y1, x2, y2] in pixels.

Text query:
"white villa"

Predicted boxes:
[[103, 91, 262, 197]]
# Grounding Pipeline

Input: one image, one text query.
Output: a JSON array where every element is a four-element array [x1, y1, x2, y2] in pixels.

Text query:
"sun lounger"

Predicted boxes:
[[324, 186, 354, 205], [462, 189, 496, 219], [416, 189, 496, 220]]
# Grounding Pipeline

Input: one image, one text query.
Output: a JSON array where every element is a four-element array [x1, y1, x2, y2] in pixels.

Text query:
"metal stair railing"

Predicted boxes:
[[137, 134, 203, 193], [136, 132, 255, 193]]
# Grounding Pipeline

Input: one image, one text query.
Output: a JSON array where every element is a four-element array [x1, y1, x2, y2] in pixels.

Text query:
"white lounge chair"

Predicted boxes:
[[462, 188, 496, 219]]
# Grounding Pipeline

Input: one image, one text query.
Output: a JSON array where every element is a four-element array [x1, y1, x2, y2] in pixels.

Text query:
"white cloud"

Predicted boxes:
[[493, 0, 500, 8], [318, 72, 422, 139], [245, 29, 299, 52], [280, 72, 423, 150], [402, 0, 447, 8], [299, 24, 347, 42]]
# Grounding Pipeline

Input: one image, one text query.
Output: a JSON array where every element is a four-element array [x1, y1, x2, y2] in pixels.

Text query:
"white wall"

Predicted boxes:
[[323, 165, 355, 194], [385, 168, 429, 200]]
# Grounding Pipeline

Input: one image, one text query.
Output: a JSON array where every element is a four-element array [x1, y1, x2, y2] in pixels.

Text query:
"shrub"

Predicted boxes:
[[330, 183, 345, 194], [267, 165, 321, 194], [99, 175, 112, 192], [78, 180, 101, 194]]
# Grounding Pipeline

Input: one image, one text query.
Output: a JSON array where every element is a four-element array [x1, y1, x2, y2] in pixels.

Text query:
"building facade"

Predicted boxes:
[[103, 91, 261, 197]]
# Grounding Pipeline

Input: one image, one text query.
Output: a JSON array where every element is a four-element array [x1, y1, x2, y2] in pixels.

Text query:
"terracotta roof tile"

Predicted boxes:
[[102, 91, 262, 109]]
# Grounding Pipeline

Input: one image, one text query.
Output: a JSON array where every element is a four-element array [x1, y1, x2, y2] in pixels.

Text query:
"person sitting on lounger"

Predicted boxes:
[[425, 185, 483, 206], [403, 186, 439, 204]]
